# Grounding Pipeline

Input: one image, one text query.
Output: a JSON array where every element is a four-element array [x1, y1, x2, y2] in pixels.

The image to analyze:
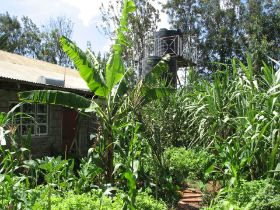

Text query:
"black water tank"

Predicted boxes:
[[155, 28, 182, 57], [141, 29, 183, 87], [156, 28, 182, 37]]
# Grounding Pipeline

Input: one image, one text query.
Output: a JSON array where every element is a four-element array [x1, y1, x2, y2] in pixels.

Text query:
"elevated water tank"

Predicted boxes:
[[141, 28, 196, 86], [154, 28, 183, 58]]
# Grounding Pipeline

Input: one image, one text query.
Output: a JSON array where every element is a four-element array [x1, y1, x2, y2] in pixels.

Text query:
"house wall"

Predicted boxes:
[[31, 105, 63, 157], [0, 89, 17, 112], [0, 89, 62, 157], [76, 113, 97, 156], [0, 88, 95, 158]]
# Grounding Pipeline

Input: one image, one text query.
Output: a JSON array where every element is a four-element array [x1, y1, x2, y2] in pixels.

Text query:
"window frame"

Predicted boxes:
[[9, 102, 49, 137]]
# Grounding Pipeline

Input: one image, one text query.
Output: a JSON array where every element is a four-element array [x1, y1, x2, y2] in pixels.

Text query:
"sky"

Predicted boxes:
[[0, 0, 169, 53]]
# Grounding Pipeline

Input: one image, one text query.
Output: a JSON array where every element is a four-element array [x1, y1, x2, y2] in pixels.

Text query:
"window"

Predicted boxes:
[[9, 103, 48, 136]]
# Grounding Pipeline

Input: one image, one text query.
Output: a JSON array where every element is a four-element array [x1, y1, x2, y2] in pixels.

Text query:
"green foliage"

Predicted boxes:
[[60, 37, 107, 96], [40, 16, 74, 66], [139, 136, 179, 207], [74, 156, 103, 193], [37, 156, 74, 186], [164, 0, 280, 71], [0, 174, 31, 209], [0, 104, 32, 176], [113, 119, 143, 209], [142, 88, 191, 148], [0, 12, 21, 52], [31, 188, 167, 210], [99, 0, 160, 78], [0, 12, 73, 65], [18, 90, 92, 110], [136, 191, 168, 210], [0, 156, 168, 209], [207, 179, 280, 210], [4, 1, 280, 209], [19, 0, 136, 184], [21, 156, 82, 195], [19, 0, 173, 188], [164, 147, 214, 183], [19, 16, 42, 59], [0, 33, 8, 50], [150, 58, 280, 185], [17, 3, 174, 210], [140, 58, 279, 210], [32, 190, 123, 210]]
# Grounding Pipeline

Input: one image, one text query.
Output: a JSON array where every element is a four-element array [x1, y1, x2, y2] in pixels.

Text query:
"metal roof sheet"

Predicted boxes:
[[0, 50, 90, 92]]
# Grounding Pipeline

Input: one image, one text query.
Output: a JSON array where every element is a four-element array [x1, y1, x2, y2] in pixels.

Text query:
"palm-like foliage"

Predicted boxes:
[[18, 0, 173, 183], [179, 57, 280, 184]]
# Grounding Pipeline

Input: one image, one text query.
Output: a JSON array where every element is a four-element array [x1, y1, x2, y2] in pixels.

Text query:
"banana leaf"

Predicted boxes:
[[105, 0, 136, 93], [60, 36, 108, 97], [18, 90, 91, 110]]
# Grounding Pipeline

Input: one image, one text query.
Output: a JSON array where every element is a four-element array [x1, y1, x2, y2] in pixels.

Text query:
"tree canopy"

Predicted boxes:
[[0, 12, 73, 67], [164, 0, 280, 72], [99, 0, 160, 78]]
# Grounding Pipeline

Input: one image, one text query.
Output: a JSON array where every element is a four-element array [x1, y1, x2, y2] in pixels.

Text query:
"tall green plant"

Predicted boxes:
[[0, 104, 34, 209], [143, 55, 279, 185], [18, 0, 173, 183], [183, 56, 279, 184], [0, 104, 32, 174]]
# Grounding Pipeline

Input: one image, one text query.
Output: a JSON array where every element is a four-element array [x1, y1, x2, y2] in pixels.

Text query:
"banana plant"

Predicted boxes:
[[18, 0, 174, 183]]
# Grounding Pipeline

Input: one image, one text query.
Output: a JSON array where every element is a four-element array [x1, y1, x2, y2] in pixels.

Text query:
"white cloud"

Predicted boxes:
[[158, 12, 169, 29], [2, 0, 171, 54], [61, 0, 104, 27], [150, 0, 170, 29], [59, 0, 170, 29]]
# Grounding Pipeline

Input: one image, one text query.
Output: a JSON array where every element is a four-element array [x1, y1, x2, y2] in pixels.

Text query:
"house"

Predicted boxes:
[[0, 50, 96, 158]]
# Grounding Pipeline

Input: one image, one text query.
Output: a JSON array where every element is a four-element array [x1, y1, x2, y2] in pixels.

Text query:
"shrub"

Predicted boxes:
[[32, 189, 121, 210], [141, 88, 192, 148], [207, 179, 280, 210], [31, 188, 167, 210], [164, 147, 213, 183], [0, 175, 31, 209], [136, 191, 168, 210]]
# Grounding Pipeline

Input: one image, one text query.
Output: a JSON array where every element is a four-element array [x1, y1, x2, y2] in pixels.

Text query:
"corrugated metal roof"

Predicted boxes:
[[0, 50, 90, 92]]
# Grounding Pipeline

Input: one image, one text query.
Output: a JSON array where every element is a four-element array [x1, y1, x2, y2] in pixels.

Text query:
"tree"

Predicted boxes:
[[18, 16, 42, 59], [199, 0, 245, 65], [0, 12, 21, 53], [19, 0, 173, 185], [0, 33, 9, 50], [99, 0, 160, 78], [41, 16, 74, 67], [0, 13, 74, 67], [163, 0, 280, 72], [242, 0, 280, 70]]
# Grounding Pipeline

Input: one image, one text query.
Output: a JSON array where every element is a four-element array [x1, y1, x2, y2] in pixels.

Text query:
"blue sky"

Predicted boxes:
[[0, 0, 169, 53]]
